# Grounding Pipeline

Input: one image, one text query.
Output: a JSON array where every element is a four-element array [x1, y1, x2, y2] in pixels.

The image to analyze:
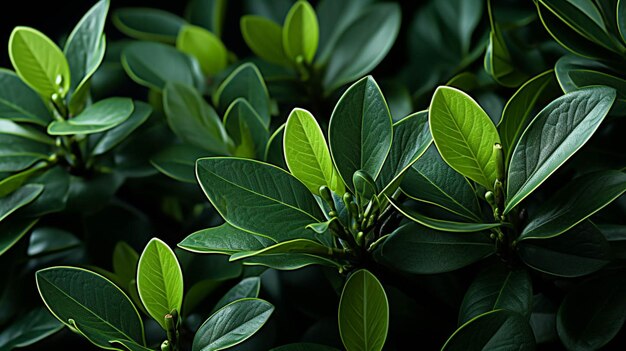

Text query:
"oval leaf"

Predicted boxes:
[[47, 97, 134, 135], [177, 24, 228, 76], [0, 68, 50, 125], [283, 0, 319, 64], [214, 63, 270, 126], [113, 8, 186, 44], [241, 16, 289, 66], [179, 223, 276, 255]]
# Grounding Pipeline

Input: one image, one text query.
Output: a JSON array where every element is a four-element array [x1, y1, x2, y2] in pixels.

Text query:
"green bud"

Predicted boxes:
[[161, 341, 171, 351], [485, 191, 495, 206], [494, 143, 504, 181]]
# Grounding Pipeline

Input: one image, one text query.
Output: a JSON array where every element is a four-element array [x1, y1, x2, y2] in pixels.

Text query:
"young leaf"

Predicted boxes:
[[283, 1, 319, 64], [9, 27, 70, 98], [0, 184, 44, 223], [113, 8, 186, 44], [177, 25, 228, 76], [442, 310, 535, 350], [353, 171, 376, 207], [179, 223, 276, 255], [47, 97, 134, 135], [193, 298, 274, 351], [163, 82, 230, 155], [91, 101, 153, 156], [196, 157, 325, 242], [505, 87, 616, 214], [458, 265, 532, 325], [137, 238, 184, 330], [214, 63, 271, 126], [212, 277, 261, 313], [0, 308, 62, 350], [36, 267, 146, 349], [520, 170, 626, 240], [224, 98, 269, 159], [429, 86, 501, 190], [241, 16, 290, 66], [338, 269, 389, 351], [329, 76, 392, 190], [375, 222, 493, 274], [0, 68, 51, 126], [284, 108, 344, 195]]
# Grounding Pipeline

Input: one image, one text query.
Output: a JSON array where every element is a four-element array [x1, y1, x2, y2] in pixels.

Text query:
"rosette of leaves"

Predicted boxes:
[[179, 76, 432, 351], [36, 238, 274, 351], [384, 78, 625, 349]]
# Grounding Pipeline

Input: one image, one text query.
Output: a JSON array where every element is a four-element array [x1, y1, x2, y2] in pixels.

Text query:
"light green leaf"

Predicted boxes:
[[284, 108, 344, 195], [429, 86, 501, 190], [9, 27, 70, 98], [137, 238, 184, 330], [329, 76, 392, 190], [505, 87, 616, 214], [283, 1, 318, 64], [0, 68, 50, 125], [113, 8, 186, 44], [0, 184, 44, 223], [47, 97, 134, 135], [338, 269, 388, 351], [0, 218, 38, 256], [178, 223, 276, 255], [36, 267, 146, 349], [177, 25, 228, 76], [0, 308, 62, 350], [241, 16, 290, 66], [223, 98, 269, 159], [196, 158, 325, 242], [192, 298, 274, 351], [91, 101, 153, 156]]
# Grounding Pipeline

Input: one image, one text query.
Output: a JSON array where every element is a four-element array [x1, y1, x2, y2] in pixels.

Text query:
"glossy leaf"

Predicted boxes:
[[322, 3, 400, 92], [353, 171, 376, 207], [521, 170, 626, 240], [241, 16, 290, 66], [163, 81, 230, 154], [0, 308, 62, 350], [271, 343, 339, 351], [375, 223, 493, 274], [0, 184, 43, 223], [113, 241, 139, 289], [212, 277, 261, 313], [177, 25, 228, 76], [28, 227, 80, 256], [223, 98, 269, 159], [113, 8, 186, 44], [338, 269, 388, 351], [429, 86, 501, 190], [505, 87, 616, 214], [19, 166, 70, 217], [192, 298, 274, 351], [196, 157, 325, 242], [329, 76, 392, 190], [48, 97, 134, 135], [9, 27, 70, 98], [518, 220, 611, 277], [150, 144, 209, 183], [459, 265, 532, 325], [0, 68, 50, 125], [241, 253, 342, 270], [0, 218, 38, 256], [265, 124, 287, 168], [284, 108, 344, 195], [442, 310, 535, 350], [620, 0, 626, 44], [214, 63, 270, 126], [91, 101, 152, 156], [230, 239, 331, 261], [179, 223, 276, 255], [0, 134, 50, 173], [137, 238, 184, 330], [283, 1, 318, 64], [36, 267, 145, 349], [186, 0, 227, 37]]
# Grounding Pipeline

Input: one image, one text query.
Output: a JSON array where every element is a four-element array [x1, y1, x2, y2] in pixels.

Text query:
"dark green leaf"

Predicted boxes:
[[28, 227, 80, 256], [179, 223, 275, 255], [212, 277, 260, 313], [20, 166, 70, 217], [620, 0, 626, 44], [0, 134, 51, 173], [0, 308, 62, 350], [214, 63, 270, 127], [230, 239, 331, 261], [113, 241, 139, 289], [0, 218, 37, 256], [151, 144, 209, 183], [224, 98, 269, 159], [113, 8, 186, 44], [91, 101, 153, 156], [241, 253, 341, 271], [48, 97, 133, 135], [186, 0, 227, 37], [0, 184, 43, 223], [265, 124, 287, 169], [271, 343, 339, 351], [0, 68, 50, 125]]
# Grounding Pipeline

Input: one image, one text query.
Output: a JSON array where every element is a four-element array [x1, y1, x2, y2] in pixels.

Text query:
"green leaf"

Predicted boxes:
[[0, 307, 62, 350], [338, 269, 388, 351], [137, 238, 184, 330], [0, 119, 54, 145], [520, 170, 626, 240], [352, 171, 377, 207], [375, 111, 432, 196], [620, 0, 626, 44], [91, 101, 153, 156], [241, 16, 290, 66], [388, 197, 500, 233], [64, 0, 108, 100], [498, 70, 560, 163], [271, 343, 339, 351], [122, 41, 204, 91], [196, 157, 325, 242], [0, 68, 50, 125], [223, 98, 269, 159], [518, 220, 611, 277], [214, 63, 270, 127], [28, 227, 80, 256], [113, 241, 140, 290], [459, 265, 532, 325], [0, 184, 43, 223], [0, 135, 51, 173], [179, 223, 276, 255], [0, 218, 38, 256], [36, 267, 146, 349], [284, 108, 344, 195], [505, 85, 616, 214], [192, 298, 274, 351], [177, 25, 228, 76], [265, 124, 287, 169], [484, 6, 528, 88], [113, 8, 186, 44], [19, 166, 70, 217], [442, 310, 535, 351], [322, 3, 400, 92], [47, 97, 134, 135], [283, 1, 318, 64], [8, 27, 70, 98], [163, 82, 230, 154], [230, 239, 332, 261], [329, 76, 392, 190], [151, 144, 209, 183], [557, 273, 626, 350], [401, 145, 482, 222], [241, 253, 341, 270], [0, 163, 47, 197], [212, 277, 261, 313], [429, 86, 501, 190], [186, 0, 227, 37], [375, 222, 493, 274]]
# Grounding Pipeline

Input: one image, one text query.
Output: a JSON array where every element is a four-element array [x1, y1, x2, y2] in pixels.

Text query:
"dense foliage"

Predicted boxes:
[[0, 0, 625, 350]]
